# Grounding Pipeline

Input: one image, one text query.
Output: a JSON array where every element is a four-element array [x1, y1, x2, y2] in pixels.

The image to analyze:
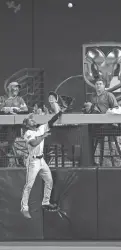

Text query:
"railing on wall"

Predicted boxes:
[[0, 125, 82, 168], [0, 114, 121, 168]]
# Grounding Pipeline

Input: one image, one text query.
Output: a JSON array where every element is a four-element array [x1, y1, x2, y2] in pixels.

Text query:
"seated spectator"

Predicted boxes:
[[32, 104, 49, 115], [0, 81, 28, 114], [83, 79, 119, 114]]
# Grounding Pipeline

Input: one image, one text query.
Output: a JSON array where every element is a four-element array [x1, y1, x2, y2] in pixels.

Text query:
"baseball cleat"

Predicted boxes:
[[21, 209, 31, 219]]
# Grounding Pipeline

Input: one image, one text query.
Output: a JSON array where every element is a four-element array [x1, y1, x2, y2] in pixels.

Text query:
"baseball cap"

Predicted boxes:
[[7, 82, 21, 88], [48, 91, 58, 101]]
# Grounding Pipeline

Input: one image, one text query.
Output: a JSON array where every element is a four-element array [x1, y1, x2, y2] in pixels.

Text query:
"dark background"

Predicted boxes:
[[0, 0, 121, 107]]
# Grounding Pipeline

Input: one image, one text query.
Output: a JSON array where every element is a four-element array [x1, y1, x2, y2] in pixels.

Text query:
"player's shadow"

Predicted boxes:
[[43, 168, 79, 240]]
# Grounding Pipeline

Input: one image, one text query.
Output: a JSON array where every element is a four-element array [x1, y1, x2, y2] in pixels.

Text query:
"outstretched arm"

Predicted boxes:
[[19, 97, 28, 111], [48, 110, 62, 128]]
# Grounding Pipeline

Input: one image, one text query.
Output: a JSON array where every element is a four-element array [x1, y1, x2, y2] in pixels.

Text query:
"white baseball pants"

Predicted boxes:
[[21, 157, 53, 211]]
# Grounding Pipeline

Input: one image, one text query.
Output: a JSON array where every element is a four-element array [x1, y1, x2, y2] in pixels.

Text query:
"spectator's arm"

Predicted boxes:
[[19, 97, 28, 111], [108, 92, 119, 109]]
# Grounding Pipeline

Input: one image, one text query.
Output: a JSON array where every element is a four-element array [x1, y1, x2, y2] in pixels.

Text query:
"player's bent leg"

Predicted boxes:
[[21, 159, 41, 218], [39, 158, 58, 211]]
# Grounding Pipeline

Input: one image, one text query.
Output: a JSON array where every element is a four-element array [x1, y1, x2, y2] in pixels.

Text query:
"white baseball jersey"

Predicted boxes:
[[24, 124, 49, 158]]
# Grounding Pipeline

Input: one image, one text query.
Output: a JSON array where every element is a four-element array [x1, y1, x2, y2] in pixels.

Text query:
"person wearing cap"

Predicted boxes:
[[21, 110, 63, 219], [0, 81, 28, 114], [48, 91, 61, 114], [83, 79, 119, 165], [84, 79, 119, 114]]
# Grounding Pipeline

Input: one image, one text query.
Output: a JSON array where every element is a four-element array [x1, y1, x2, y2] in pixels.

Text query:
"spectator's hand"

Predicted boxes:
[[84, 102, 92, 113], [1, 107, 12, 113], [44, 131, 51, 138], [43, 105, 49, 114], [106, 107, 121, 115], [106, 108, 112, 114], [1, 107, 21, 114], [12, 107, 21, 113]]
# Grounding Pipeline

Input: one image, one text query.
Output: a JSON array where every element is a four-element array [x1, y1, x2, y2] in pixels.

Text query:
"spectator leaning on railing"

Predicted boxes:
[[0, 81, 28, 114], [0, 81, 28, 167], [82, 79, 120, 165], [83, 79, 119, 114]]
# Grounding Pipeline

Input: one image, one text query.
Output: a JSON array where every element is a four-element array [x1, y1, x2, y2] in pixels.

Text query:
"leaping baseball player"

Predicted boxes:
[[21, 92, 63, 219]]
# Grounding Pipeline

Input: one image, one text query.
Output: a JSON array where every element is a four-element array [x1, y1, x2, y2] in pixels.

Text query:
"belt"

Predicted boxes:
[[32, 154, 43, 159]]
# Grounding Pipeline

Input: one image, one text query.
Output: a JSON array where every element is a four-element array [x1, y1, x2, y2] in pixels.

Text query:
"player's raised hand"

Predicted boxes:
[[44, 131, 51, 138]]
